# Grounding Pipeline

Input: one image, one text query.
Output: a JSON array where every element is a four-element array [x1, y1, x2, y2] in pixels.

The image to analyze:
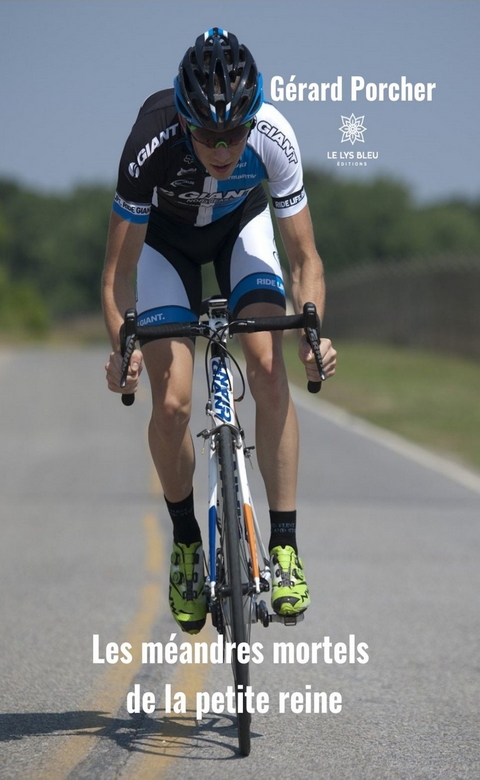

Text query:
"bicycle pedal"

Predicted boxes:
[[271, 612, 305, 626], [256, 601, 305, 627]]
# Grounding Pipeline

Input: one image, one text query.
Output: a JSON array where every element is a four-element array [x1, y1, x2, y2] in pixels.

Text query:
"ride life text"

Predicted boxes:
[[270, 75, 436, 102]]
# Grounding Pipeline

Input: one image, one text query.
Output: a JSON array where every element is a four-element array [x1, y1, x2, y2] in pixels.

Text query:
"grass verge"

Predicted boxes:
[[282, 338, 480, 472]]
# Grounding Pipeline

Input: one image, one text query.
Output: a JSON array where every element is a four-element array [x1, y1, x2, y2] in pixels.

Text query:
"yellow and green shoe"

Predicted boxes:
[[169, 541, 207, 634], [270, 545, 310, 616]]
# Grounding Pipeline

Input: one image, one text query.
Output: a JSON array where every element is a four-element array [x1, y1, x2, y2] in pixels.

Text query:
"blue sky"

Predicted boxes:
[[0, 0, 478, 203]]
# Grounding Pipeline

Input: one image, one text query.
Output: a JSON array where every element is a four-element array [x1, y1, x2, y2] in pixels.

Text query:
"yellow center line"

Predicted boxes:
[[40, 448, 215, 779], [125, 626, 216, 778], [38, 511, 164, 779], [120, 474, 217, 777]]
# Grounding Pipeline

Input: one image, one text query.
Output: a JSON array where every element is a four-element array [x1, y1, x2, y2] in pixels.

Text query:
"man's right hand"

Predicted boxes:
[[105, 349, 143, 394]]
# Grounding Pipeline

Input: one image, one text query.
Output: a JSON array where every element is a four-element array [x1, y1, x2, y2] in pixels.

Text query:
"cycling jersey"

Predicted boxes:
[[114, 88, 307, 228]]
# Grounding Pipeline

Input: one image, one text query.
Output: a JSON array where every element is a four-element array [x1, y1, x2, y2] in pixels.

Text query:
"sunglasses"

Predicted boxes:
[[187, 120, 254, 149]]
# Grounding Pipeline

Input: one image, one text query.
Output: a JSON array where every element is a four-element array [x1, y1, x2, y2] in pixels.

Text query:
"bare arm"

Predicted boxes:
[[277, 204, 336, 380], [101, 211, 148, 350], [102, 211, 147, 393], [277, 204, 325, 319]]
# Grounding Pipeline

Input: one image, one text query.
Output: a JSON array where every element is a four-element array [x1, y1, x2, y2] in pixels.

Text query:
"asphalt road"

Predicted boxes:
[[1, 346, 479, 779]]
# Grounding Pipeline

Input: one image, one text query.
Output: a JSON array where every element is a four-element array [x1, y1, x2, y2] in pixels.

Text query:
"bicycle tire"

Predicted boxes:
[[218, 424, 251, 757]]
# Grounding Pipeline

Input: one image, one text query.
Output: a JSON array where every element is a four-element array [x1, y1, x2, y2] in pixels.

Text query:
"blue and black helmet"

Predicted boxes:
[[174, 27, 264, 131]]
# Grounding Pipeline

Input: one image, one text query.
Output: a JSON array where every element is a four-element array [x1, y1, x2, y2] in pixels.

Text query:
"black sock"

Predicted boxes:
[[165, 489, 201, 546], [269, 510, 297, 553]]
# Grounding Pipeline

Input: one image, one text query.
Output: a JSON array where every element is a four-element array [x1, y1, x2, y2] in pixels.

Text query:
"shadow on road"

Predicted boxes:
[[0, 709, 259, 761]]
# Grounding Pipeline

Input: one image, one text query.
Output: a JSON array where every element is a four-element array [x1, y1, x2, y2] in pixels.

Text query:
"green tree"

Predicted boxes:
[[1, 173, 479, 332]]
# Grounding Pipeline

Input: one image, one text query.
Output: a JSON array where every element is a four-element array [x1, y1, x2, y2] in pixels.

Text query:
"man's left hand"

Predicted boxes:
[[298, 335, 337, 382]]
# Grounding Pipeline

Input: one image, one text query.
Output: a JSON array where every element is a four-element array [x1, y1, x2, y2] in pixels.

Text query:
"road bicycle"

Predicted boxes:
[[119, 297, 324, 756]]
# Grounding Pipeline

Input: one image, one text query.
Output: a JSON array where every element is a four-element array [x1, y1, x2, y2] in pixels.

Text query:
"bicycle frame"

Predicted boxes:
[[199, 298, 270, 625]]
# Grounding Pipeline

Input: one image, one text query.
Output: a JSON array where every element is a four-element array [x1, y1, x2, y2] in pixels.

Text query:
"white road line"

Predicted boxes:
[[291, 386, 480, 496]]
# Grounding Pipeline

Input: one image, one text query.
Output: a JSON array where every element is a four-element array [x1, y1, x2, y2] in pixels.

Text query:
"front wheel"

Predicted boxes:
[[218, 424, 251, 757]]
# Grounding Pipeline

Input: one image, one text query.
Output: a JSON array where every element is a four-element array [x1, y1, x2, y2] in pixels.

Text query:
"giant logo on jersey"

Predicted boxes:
[[158, 187, 254, 204], [257, 120, 298, 164], [128, 123, 179, 178]]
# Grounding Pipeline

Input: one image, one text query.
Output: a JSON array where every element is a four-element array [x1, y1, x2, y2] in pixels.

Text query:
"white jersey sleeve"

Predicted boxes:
[[250, 102, 307, 218]]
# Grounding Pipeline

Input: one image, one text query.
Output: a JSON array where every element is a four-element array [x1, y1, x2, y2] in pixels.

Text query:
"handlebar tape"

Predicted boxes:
[[303, 303, 323, 394], [120, 309, 137, 407]]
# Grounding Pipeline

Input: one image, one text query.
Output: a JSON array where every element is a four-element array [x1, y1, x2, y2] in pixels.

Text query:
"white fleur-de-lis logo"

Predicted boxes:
[[339, 114, 367, 145]]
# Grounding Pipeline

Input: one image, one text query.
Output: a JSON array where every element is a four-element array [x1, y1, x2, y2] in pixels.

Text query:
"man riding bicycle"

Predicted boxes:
[[103, 28, 336, 634]]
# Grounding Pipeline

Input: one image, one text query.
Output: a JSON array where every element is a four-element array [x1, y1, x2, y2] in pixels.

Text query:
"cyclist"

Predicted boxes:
[[103, 28, 336, 634]]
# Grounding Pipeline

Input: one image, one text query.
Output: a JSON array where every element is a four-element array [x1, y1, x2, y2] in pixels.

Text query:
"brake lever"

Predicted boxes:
[[120, 309, 137, 407], [303, 303, 325, 394]]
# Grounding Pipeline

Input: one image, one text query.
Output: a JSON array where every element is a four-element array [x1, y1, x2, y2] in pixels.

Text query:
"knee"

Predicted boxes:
[[246, 351, 289, 407], [150, 394, 192, 439]]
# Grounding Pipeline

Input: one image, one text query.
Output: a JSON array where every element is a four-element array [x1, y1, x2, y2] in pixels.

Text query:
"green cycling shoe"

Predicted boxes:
[[270, 545, 311, 616], [169, 541, 207, 634]]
